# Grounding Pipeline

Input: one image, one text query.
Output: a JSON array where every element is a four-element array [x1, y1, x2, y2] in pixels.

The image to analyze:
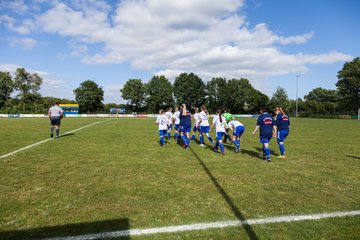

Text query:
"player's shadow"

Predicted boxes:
[[241, 149, 262, 159], [189, 148, 259, 240], [59, 132, 75, 138], [255, 147, 279, 157], [0, 218, 130, 240], [346, 155, 360, 160]]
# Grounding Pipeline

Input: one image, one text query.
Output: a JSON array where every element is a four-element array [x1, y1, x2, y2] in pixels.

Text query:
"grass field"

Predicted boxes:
[[0, 117, 359, 240]]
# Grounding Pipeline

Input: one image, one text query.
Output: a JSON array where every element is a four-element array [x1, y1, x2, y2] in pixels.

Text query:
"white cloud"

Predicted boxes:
[[103, 84, 124, 103], [8, 37, 37, 50], [2, 0, 353, 86], [0, 0, 29, 14]]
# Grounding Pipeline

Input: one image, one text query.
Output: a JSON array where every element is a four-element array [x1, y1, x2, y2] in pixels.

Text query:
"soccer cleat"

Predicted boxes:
[[266, 159, 271, 162], [235, 148, 239, 153], [221, 152, 225, 155], [50, 133, 53, 138], [213, 148, 219, 153], [200, 144, 204, 146], [55, 136, 59, 138]]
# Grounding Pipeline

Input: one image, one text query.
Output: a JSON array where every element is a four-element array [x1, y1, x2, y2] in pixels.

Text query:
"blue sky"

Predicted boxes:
[[0, 0, 359, 103]]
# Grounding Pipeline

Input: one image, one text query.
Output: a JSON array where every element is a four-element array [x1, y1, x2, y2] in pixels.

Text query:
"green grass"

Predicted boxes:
[[0, 117, 359, 239]]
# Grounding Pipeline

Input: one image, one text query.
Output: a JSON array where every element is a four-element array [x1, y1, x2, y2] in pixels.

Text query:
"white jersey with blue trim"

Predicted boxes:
[[212, 115, 226, 132], [228, 120, 243, 129], [199, 111, 209, 126], [156, 115, 168, 130], [173, 111, 180, 124], [193, 113, 200, 125], [165, 111, 173, 124]]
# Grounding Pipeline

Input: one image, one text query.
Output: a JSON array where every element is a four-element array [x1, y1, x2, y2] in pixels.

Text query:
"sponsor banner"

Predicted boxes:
[[136, 114, 147, 118]]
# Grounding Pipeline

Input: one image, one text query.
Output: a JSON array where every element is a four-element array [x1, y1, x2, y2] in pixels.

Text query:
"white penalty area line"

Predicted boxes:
[[44, 210, 360, 240], [0, 119, 110, 159]]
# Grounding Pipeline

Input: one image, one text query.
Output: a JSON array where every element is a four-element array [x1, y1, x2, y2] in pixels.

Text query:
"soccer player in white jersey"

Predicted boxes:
[[210, 109, 227, 155], [198, 105, 213, 146], [165, 107, 173, 139], [48, 102, 64, 138], [227, 118, 245, 153], [156, 109, 168, 146], [173, 106, 181, 142], [191, 107, 200, 142]]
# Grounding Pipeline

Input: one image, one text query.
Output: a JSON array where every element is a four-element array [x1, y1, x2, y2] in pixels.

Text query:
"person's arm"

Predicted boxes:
[[273, 125, 277, 137], [252, 125, 259, 135]]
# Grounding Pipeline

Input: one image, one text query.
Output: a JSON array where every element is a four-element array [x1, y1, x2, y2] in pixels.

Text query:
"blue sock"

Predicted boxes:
[[279, 144, 285, 156], [200, 135, 204, 144], [167, 132, 171, 139], [191, 134, 195, 141], [208, 136, 213, 144], [238, 140, 241, 150], [215, 141, 219, 150], [262, 146, 265, 157], [265, 147, 270, 159], [182, 135, 187, 145], [219, 143, 224, 154], [235, 140, 240, 150], [187, 138, 190, 147], [160, 137, 165, 145], [174, 132, 178, 140]]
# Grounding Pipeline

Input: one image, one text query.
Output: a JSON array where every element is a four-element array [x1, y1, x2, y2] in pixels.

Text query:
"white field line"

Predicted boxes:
[[0, 120, 109, 159], [44, 210, 360, 240]]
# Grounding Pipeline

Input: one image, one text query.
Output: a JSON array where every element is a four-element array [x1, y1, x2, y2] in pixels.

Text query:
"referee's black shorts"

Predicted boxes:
[[50, 116, 61, 126]]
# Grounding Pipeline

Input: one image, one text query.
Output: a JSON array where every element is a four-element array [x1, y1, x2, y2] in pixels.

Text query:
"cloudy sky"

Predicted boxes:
[[0, 0, 359, 103]]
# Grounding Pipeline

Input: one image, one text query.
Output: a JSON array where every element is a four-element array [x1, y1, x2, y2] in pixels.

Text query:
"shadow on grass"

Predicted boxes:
[[189, 147, 259, 240], [0, 218, 130, 240], [241, 149, 261, 159], [346, 155, 360, 160], [59, 132, 75, 138], [255, 147, 279, 157]]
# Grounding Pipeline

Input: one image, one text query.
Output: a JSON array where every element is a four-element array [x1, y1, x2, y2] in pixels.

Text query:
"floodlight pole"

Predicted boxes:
[[296, 75, 299, 117]]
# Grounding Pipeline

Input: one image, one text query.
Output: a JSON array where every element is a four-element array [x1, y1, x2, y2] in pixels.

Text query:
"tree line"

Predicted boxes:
[[1, 57, 359, 116]]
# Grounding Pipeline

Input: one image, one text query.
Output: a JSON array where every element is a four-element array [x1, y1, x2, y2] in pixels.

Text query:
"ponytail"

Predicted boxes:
[[216, 109, 222, 123], [182, 104, 187, 116], [201, 105, 208, 114], [276, 106, 286, 115]]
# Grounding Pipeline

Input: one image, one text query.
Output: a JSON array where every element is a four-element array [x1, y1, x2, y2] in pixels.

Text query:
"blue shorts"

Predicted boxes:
[[216, 132, 225, 140], [200, 126, 210, 134], [50, 116, 61, 126], [260, 137, 272, 143], [180, 125, 191, 133], [167, 124, 172, 130], [233, 126, 245, 137], [174, 124, 180, 130], [159, 130, 167, 137], [277, 130, 289, 142]]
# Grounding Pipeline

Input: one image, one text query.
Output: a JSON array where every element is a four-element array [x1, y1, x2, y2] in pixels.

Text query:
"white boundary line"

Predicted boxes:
[[0, 120, 109, 159], [44, 210, 360, 240]]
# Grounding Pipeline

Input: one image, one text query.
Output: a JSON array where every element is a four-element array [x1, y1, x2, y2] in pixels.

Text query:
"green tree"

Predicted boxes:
[[173, 72, 205, 109], [14, 68, 43, 111], [336, 57, 360, 114], [225, 78, 261, 113], [0, 71, 14, 108], [304, 87, 338, 102], [205, 77, 227, 112], [246, 90, 269, 113], [74, 80, 104, 113], [145, 75, 174, 113], [268, 86, 290, 112], [120, 79, 145, 112]]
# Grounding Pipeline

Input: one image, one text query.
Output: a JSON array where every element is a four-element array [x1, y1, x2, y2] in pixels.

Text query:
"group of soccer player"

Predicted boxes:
[[156, 104, 290, 162]]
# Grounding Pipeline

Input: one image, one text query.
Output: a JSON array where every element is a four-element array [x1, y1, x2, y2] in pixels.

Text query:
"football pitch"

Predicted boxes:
[[0, 117, 359, 240]]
